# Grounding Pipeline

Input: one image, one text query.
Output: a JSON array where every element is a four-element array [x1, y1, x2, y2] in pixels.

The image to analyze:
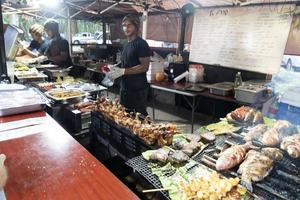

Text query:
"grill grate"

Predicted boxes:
[[192, 135, 300, 200], [126, 156, 171, 200]]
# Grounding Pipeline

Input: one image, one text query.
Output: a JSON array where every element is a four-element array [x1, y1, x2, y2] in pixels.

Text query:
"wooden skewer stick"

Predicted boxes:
[[192, 144, 209, 158], [203, 154, 217, 163], [175, 124, 186, 127], [142, 188, 170, 193], [225, 140, 237, 146]]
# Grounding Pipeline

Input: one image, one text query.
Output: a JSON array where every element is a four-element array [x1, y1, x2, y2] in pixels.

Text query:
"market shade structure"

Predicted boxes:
[[3, 0, 300, 20]]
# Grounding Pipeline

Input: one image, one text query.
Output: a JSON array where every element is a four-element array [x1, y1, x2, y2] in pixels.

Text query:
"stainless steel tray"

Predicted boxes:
[[0, 88, 48, 117], [208, 82, 234, 96], [44, 89, 87, 104]]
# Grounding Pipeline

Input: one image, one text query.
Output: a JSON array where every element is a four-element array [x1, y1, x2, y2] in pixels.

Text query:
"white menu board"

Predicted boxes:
[[189, 5, 295, 74]]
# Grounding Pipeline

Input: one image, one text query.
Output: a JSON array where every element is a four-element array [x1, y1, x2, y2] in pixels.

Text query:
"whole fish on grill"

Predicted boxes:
[[185, 134, 201, 143], [238, 150, 274, 192], [227, 106, 263, 125], [216, 142, 252, 171], [261, 128, 280, 146], [168, 150, 190, 164], [244, 124, 268, 142], [261, 120, 298, 146], [149, 148, 171, 164], [274, 120, 298, 136], [261, 147, 283, 161], [281, 134, 300, 158], [181, 141, 202, 157]]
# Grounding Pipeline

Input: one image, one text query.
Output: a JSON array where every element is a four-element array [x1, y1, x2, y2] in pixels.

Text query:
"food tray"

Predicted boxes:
[[0, 88, 48, 117], [91, 111, 156, 159], [234, 84, 266, 104], [35, 64, 58, 69], [45, 89, 86, 101], [208, 82, 234, 96], [64, 82, 107, 93]]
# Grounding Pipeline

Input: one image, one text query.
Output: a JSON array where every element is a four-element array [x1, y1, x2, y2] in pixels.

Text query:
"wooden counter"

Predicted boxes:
[[0, 111, 138, 200]]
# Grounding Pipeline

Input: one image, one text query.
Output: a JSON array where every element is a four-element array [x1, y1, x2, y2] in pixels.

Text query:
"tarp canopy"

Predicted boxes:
[[3, 0, 300, 44]]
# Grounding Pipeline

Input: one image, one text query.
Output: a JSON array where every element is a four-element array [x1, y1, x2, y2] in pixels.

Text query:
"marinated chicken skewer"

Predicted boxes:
[[96, 96, 178, 146]]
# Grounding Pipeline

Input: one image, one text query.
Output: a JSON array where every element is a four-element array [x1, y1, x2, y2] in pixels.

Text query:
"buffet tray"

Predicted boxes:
[[0, 88, 48, 117], [45, 89, 86, 101], [208, 82, 234, 96], [35, 64, 59, 69]]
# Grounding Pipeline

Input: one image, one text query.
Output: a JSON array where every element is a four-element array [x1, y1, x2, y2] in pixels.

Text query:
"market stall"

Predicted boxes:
[[1, 0, 300, 200]]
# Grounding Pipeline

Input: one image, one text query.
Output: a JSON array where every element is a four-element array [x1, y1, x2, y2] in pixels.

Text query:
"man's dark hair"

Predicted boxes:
[[44, 19, 59, 35], [122, 14, 140, 31]]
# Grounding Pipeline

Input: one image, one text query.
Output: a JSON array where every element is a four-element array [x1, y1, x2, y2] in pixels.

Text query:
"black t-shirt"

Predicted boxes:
[[28, 39, 49, 55], [120, 37, 151, 91], [46, 36, 72, 68]]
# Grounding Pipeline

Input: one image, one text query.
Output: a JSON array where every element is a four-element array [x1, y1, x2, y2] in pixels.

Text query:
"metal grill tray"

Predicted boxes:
[[193, 135, 300, 200], [126, 156, 171, 200]]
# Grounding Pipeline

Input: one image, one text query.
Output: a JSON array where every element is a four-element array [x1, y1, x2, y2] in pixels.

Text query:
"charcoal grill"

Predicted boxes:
[[193, 135, 300, 200], [126, 156, 171, 200]]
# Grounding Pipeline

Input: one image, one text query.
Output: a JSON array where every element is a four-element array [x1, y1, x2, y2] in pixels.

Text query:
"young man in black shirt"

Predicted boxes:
[[107, 15, 151, 115], [43, 19, 72, 68]]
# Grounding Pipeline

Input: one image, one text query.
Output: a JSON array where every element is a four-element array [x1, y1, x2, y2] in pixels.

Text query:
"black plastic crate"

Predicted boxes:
[[91, 111, 111, 139], [91, 111, 157, 159]]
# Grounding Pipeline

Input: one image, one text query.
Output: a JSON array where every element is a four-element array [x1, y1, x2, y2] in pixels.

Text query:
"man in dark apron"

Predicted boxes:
[[43, 19, 72, 68], [107, 15, 151, 116]]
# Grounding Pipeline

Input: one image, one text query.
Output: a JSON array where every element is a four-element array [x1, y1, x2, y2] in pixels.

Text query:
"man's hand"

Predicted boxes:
[[35, 55, 48, 63], [107, 67, 125, 80]]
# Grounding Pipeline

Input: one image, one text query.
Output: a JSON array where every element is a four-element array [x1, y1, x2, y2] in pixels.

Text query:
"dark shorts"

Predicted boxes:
[[120, 87, 148, 116]]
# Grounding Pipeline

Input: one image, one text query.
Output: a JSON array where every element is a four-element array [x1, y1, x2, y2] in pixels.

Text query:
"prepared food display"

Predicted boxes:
[[45, 89, 86, 101], [126, 106, 300, 200], [74, 101, 96, 113], [14, 62, 30, 71], [37, 82, 54, 91], [96, 96, 179, 147]]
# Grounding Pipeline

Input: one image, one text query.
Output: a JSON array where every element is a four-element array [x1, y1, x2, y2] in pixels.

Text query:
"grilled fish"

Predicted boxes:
[[238, 150, 274, 192], [261, 120, 298, 146], [274, 120, 298, 137], [168, 150, 189, 164], [281, 134, 300, 158], [244, 124, 268, 142], [261, 147, 283, 161], [261, 128, 280, 146], [149, 148, 170, 163], [216, 142, 252, 171], [181, 141, 201, 157]]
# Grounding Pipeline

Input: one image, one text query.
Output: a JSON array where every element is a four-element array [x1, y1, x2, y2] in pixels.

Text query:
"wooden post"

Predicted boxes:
[[0, 0, 7, 77], [142, 3, 148, 39]]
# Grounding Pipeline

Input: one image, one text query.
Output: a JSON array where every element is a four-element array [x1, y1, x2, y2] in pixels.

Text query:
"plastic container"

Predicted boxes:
[[277, 103, 300, 125], [91, 111, 156, 159]]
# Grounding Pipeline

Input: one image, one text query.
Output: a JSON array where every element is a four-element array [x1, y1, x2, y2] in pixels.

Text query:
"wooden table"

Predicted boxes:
[[0, 111, 138, 200]]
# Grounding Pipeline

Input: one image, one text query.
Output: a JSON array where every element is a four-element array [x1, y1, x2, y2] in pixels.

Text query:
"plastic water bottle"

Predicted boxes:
[[234, 72, 243, 88]]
